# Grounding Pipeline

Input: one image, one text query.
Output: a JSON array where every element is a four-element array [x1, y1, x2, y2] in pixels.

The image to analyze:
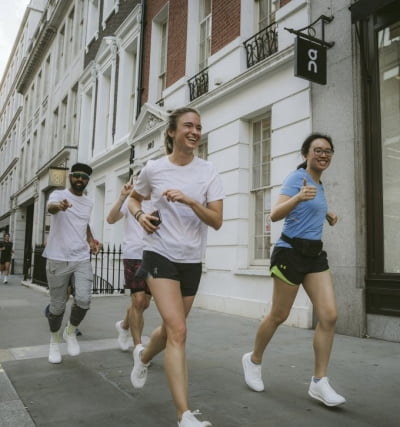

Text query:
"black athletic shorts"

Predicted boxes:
[[136, 251, 202, 297], [270, 246, 329, 286]]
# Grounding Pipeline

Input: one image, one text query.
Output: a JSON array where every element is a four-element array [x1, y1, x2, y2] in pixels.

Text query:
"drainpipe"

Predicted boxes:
[[136, 0, 146, 119]]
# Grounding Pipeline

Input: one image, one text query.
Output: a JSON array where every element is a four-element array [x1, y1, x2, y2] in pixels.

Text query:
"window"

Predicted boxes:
[[149, 5, 169, 104], [197, 140, 208, 160], [115, 40, 138, 138], [103, 0, 115, 27], [60, 96, 68, 148], [66, 8, 74, 64], [86, 0, 99, 44], [32, 131, 38, 175], [199, 0, 212, 71], [69, 84, 78, 145], [94, 67, 112, 154], [43, 56, 51, 102], [37, 71, 42, 104], [256, 0, 277, 30], [378, 21, 400, 273], [57, 25, 65, 81], [158, 21, 168, 100], [251, 114, 272, 263], [52, 107, 59, 155], [352, 0, 400, 316], [80, 87, 93, 159], [74, 0, 84, 54], [39, 120, 46, 169]]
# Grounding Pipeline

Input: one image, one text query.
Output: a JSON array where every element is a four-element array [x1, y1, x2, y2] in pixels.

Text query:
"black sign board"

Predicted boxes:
[[294, 36, 327, 85]]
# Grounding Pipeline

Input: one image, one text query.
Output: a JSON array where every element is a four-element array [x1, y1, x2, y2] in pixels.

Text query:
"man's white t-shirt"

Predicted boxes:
[[43, 188, 93, 261], [134, 156, 225, 263], [120, 199, 151, 260]]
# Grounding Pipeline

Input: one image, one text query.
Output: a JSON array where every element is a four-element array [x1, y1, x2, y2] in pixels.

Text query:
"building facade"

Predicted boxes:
[[0, 0, 399, 341], [0, 0, 45, 272]]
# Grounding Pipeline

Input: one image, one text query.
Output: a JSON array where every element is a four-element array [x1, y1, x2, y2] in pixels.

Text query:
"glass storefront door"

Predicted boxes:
[[378, 21, 400, 273]]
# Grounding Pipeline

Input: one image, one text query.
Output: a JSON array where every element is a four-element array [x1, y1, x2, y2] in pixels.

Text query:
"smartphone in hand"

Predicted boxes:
[[150, 210, 162, 226]]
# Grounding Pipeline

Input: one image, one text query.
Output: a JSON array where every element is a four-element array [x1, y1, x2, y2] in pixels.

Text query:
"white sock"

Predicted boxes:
[[51, 331, 60, 343]]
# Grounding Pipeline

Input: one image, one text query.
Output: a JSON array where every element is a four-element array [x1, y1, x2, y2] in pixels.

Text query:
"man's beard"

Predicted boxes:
[[70, 179, 88, 194]]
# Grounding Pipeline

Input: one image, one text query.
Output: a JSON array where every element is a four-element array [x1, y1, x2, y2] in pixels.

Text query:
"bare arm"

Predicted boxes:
[[128, 190, 145, 218], [48, 199, 72, 214], [326, 211, 338, 226], [270, 179, 316, 222], [86, 225, 102, 255], [106, 176, 133, 224], [163, 189, 223, 230]]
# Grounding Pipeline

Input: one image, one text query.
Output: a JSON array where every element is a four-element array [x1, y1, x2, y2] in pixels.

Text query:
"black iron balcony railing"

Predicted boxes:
[[243, 22, 278, 68], [188, 67, 209, 101]]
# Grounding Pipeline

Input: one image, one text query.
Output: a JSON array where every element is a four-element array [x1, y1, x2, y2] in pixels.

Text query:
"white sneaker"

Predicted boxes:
[[308, 376, 346, 406], [48, 339, 62, 364], [242, 352, 264, 391], [63, 326, 80, 356], [178, 410, 212, 427], [115, 320, 130, 351], [130, 344, 150, 388]]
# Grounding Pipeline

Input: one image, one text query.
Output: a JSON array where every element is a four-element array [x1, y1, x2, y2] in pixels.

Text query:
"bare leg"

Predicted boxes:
[[303, 271, 337, 378], [141, 277, 195, 420], [4, 261, 11, 275], [252, 277, 298, 363], [123, 292, 151, 346]]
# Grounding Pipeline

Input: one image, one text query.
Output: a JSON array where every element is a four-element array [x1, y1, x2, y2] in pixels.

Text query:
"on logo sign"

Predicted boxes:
[[294, 37, 327, 85], [307, 49, 318, 73]]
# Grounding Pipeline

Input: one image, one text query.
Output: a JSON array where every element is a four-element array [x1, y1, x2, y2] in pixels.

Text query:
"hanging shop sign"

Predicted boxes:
[[285, 15, 334, 86], [295, 37, 327, 85]]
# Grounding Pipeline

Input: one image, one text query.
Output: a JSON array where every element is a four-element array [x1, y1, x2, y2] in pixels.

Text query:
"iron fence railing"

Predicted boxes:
[[31, 244, 125, 294], [188, 67, 209, 101], [243, 22, 278, 68]]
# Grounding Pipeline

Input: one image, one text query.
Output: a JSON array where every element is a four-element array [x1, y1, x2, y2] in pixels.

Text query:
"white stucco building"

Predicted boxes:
[[1, 0, 399, 341]]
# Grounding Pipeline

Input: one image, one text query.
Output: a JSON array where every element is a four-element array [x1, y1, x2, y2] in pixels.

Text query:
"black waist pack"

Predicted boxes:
[[281, 234, 323, 257]]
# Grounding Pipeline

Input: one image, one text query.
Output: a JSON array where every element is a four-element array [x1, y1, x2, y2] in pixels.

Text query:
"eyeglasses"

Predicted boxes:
[[70, 172, 90, 180], [313, 148, 334, 157]]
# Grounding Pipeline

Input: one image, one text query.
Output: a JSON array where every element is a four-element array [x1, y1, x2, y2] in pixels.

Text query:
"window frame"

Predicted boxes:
[[199, 0, 212, 71], [356, 1, 400, 316], [249, 113, 272, 266]]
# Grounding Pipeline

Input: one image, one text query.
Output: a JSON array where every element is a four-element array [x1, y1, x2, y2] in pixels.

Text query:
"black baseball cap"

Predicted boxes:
[[71, 163, 92, 176]]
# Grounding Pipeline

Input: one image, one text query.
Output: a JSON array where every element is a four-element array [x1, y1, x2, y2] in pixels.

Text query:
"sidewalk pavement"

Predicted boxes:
[[0, 275, 399, 427]]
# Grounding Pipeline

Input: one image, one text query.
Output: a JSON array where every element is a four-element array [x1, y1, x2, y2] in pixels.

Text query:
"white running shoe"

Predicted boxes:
[[63, 326, 80, 356], [308, 376, 346, 406], [115, 320, 130, 351], [242, 352, 264, 391], [130, 344, 150, 388], [48, 337, 62, 364], [178, 410, 212, 427]]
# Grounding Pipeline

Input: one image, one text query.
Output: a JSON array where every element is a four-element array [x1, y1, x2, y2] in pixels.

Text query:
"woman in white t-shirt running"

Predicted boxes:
[[128, 107, 224, 427]]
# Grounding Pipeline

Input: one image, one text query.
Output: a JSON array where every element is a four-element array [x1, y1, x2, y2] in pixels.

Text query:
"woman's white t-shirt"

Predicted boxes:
[[43, 188, 93, 261], [120, 199, 152, 260], [134, 156, 224, 263]]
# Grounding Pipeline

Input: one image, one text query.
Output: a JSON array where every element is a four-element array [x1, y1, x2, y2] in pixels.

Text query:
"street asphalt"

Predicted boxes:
[[0, 274, 399, 427]]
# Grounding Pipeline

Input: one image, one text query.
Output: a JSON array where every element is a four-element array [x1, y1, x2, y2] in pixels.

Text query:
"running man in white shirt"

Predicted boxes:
[[128, 107, 224, 427], [106, 175, 152, 352], [43, 163, 101, 364]]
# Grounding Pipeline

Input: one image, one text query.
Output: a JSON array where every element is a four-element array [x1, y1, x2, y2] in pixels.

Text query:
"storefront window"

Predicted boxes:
[[378, 20, 400, 273]]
